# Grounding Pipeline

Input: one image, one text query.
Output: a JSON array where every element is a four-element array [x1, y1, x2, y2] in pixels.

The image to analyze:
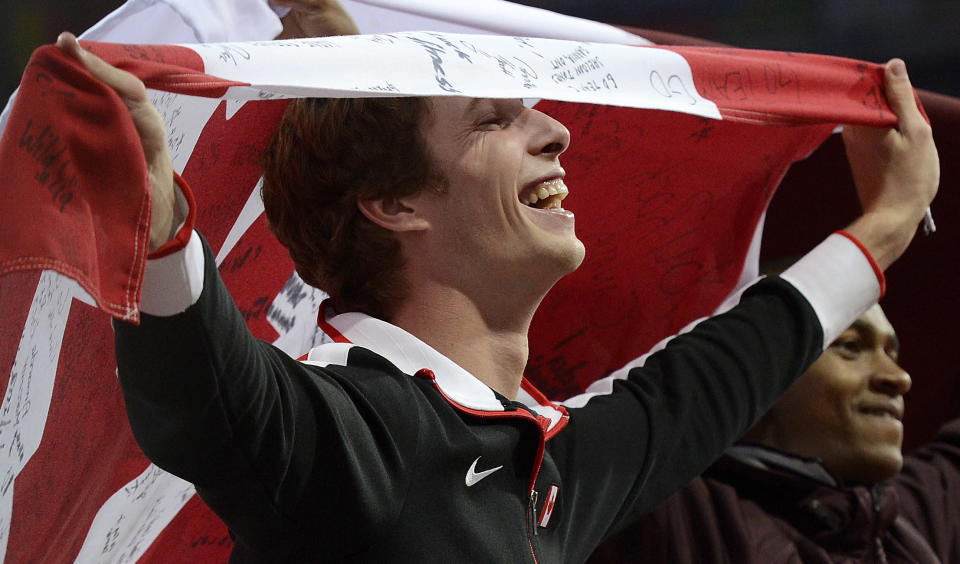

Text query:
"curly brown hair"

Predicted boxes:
[[262, 97, 444, 320]]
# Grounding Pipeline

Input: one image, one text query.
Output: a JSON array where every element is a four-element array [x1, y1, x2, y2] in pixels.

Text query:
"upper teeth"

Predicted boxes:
[[524, 178, 569, 206]]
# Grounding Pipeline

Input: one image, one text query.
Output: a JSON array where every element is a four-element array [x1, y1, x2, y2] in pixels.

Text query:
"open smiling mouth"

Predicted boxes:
[[521, 178, 569, 210], [857, 405, 903, 422]]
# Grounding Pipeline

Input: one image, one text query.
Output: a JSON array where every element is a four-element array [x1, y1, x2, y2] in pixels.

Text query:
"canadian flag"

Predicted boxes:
[[0, 1, 950, 563]]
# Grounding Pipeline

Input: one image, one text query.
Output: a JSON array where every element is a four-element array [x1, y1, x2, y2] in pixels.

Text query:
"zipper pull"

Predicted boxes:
[[871, 485, 882, 512], [529, 489, 539, 536]]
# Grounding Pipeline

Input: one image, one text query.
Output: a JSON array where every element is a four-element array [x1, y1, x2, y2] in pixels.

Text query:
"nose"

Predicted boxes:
[[870, 354, 912, 396], [528, 109, 570, 158]]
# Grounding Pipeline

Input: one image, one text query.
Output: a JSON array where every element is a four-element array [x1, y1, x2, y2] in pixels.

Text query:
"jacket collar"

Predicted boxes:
[[310, 305, 568, 431], [726, 443, 838, 486], [711, 446, 901, 552]]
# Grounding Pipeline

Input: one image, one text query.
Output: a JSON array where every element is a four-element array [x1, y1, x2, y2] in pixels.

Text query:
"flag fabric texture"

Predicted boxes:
[[0, 11, 925, 564]]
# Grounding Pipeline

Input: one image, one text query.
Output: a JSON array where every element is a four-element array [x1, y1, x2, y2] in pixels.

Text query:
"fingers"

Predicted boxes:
[[55, 31, 169, 160], [271, 0, 332, 9], [56, 32, 148, 105], [840, 56, 940, 253], [55, 32, 83, 59], [273, 0, 359, 38], [55, 32, 178, 251], [882, 59, 928, 137]]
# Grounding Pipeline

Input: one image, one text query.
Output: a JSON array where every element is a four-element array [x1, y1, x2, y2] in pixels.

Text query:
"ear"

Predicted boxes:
[[356, 196, 430, 233]]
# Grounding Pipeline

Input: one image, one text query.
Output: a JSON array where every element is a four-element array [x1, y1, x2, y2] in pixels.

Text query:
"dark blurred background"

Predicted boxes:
[[3, 1, 959, 101]]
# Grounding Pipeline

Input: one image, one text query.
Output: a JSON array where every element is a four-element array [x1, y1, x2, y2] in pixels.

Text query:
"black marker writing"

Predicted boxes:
[[408, 36, 460, 93], [18, 119, 76, 212], [650, 70, 699, 105], [215, 45, 251, 66]]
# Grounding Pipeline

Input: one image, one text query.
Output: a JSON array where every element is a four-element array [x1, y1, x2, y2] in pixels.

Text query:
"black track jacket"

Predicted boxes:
[[114, 231, 880, 563]]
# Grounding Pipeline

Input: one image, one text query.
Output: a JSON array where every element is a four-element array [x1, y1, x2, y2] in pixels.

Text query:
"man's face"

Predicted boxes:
[[750, 305, 911, 483], [407, 97, 585, 298]]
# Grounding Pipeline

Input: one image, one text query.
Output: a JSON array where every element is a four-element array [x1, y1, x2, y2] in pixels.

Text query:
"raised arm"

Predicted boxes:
[[54, 9, 420, 556], [554, 58, 940, 554], [841, 58, 939, 270], [53, 0, 363, 248], [55, 32, 183, 254]]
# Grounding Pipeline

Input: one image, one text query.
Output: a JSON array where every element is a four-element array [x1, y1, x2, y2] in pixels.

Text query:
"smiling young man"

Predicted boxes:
[[589, 304, 960, 562], [743, 304, 912, 484], [55, 31, 940, 562], [351, 97, 583, 397]]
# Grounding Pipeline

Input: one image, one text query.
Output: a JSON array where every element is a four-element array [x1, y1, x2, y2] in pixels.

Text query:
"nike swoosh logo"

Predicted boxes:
[[465, 456, 503, 487]]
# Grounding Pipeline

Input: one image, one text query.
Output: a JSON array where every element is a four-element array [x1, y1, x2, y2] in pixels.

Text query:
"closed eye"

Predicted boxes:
[[478, 116, 512, 131]]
